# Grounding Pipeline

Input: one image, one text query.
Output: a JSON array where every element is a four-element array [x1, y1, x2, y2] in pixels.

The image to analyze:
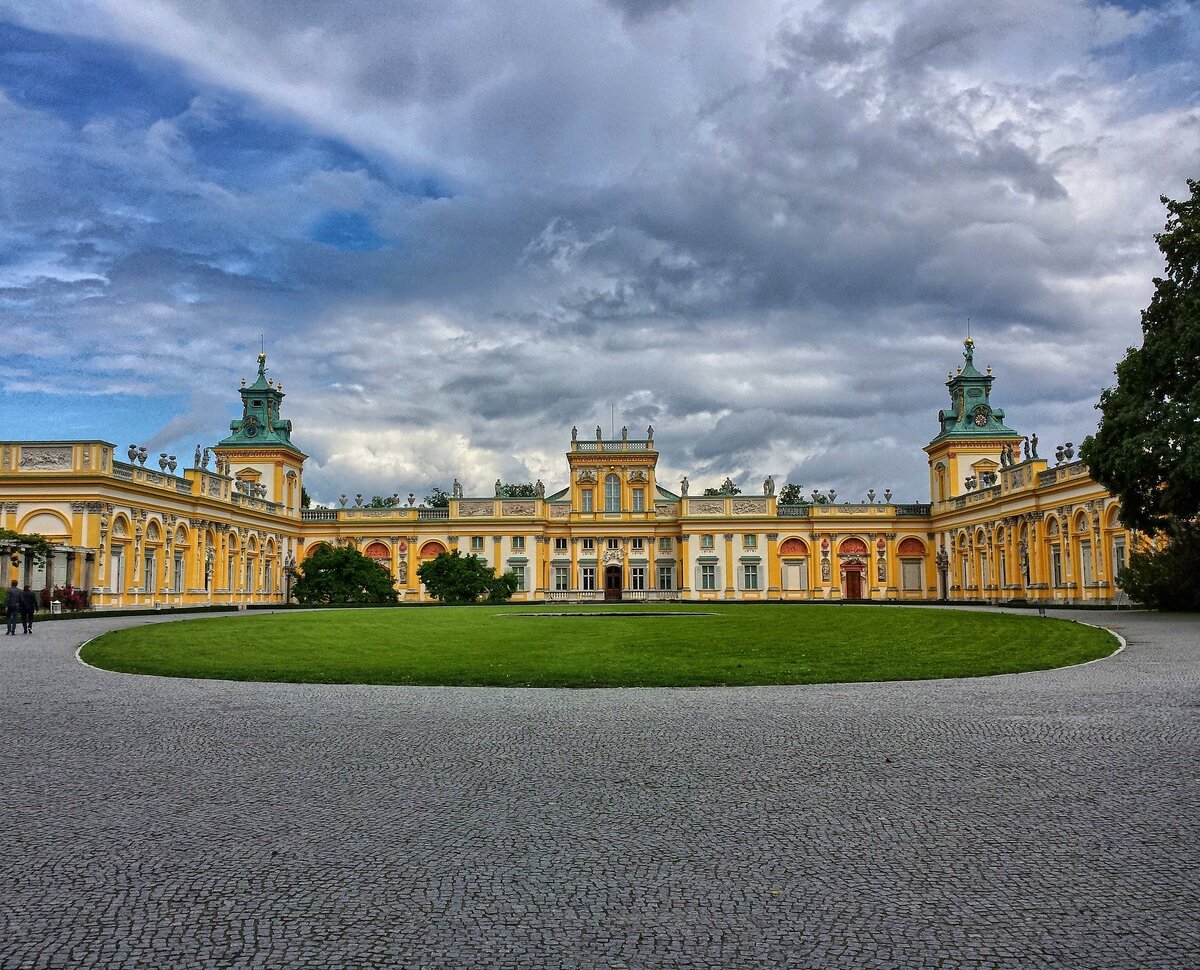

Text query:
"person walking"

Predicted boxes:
[[19, 584, 37, 634], [4, 580, 18, 635]]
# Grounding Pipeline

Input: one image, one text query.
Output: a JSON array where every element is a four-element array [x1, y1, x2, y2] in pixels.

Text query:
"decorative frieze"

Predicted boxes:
[[690, 500, 724, 515], [19, 446, 72, 470], [459, 500, 494, 517], [550, 505, 570, 519], [500, 501, 535, 516], [732, 498, 767, 515]]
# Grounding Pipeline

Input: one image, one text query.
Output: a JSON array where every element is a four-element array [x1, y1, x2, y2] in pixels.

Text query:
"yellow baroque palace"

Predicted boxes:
[[1, 340, 1137, 609]]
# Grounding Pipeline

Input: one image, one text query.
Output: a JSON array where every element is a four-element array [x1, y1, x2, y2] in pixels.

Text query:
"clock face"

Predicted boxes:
[[973, 407, 989, 427], [245, 424, 258, 438]]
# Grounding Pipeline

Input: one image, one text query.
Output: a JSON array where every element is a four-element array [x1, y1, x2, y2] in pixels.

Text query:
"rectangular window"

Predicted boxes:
[[742, 563, 759, 591], [173, 554, 185, 594], [1052, 547, 1063, 587], [111, 549, 124, 593], [783, 560, 808, 591], [245, 561, 254, 594], [582, 538, 595, 553], [631, 538, 644, 552], [607, 538, 620, 551], [631, 566, 646, 591], [700, 563, 717, 590], [701, 534, 714, 549], [581, 489, 593, 512], [471, 536, 484, 552], [512, 536, 525, 552], [511, 565, 526, 591], [227, 555, 235, 590], [553, 566, 569, 592], [1112, 537, 1127, 578], [554, 537, 568, 552], [581, 566, 596, 591], [264, 561, 272, 594], [743, 534, 757, 549], [143, 553, 156, 594], [659, 537, 672, 552], [632, 488, 644, 511], [657, 565, 674, 590]]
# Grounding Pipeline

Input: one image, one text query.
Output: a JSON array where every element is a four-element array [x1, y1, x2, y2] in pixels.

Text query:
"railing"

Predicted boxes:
[[301, 509, 339, 522], [894, 504, 931, 516], [418, 508, 449, 519], [573, 440, 651, 453], [777, 505, 810, 517], [544, 589, 680, 603]]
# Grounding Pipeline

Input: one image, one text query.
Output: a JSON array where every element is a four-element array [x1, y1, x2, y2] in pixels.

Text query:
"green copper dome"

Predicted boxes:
[[218, 352, 302, 452], [929, 337, 1017, 443]]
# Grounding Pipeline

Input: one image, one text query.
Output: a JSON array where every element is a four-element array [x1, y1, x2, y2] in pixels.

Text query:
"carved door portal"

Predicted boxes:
[[843, 568, 864, 601], [604, 565, 622, 601]]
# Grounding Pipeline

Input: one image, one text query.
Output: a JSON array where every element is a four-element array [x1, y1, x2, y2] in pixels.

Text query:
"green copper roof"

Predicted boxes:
[[217, 352, 303, 452], [928, 337, 1018, 443]]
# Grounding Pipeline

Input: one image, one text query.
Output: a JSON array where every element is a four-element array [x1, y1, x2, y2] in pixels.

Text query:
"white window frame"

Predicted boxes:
[[553, 566, 569, 592], [742, 563, 759, 591], [632, 488, 644, 512], [581, 566, 596, 591], [631, 565, 646, 591], [700, 563, 717, 590], [657, 565, 674, 590]]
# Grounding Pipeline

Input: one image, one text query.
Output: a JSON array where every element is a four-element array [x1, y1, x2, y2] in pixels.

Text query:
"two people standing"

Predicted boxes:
[[5, 579, 38, 635]]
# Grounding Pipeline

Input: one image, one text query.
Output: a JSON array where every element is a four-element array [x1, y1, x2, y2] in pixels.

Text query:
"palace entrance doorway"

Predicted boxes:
[[604, 565, 622, 601], [843, 567, 864, 601]]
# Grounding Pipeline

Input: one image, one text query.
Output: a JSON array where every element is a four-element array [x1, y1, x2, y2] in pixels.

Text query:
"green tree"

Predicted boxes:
[[300, 486, 311, 509], [1115, 522, 1200, 611], [291, 545, 397, 605], [416, 550, 519, 604], [778, 482, 804, 505], [498, 482, 537, 497], [1081, 179, 1200, 534], [702, 477, 742, 496], [424, 487, 451, 508], [366, 495, 397, 508]]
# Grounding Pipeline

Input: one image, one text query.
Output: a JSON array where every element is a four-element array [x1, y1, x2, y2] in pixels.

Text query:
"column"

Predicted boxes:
[[723, 533, 735, 598], [766, 533, 780, 596]]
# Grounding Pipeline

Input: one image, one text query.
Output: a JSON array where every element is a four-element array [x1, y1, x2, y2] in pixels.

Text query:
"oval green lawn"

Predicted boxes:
[[80, 604, 1119, 687]]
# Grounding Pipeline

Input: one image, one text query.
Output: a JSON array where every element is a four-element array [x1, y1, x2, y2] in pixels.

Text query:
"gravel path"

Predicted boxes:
[[1, 609, 1197, 969]]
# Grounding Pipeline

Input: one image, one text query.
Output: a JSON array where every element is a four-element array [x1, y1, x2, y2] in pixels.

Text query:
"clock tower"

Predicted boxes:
[[214, 352, 307, 515], [924, 337, 1022, 504]]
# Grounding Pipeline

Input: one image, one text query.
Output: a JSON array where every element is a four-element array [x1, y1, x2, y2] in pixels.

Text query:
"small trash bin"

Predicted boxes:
[[50, 601, 62, 615]]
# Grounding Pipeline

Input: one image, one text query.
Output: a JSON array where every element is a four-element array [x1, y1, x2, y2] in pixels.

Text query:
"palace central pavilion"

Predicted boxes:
[[0, 339, 1134, 608]]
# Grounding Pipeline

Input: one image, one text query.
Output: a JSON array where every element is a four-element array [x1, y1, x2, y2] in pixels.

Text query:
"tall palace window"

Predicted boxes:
[[605, 474, 620, 512]]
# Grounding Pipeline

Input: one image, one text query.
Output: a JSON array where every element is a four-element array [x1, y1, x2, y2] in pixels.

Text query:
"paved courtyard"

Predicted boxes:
[[1, 609, 1197, 969]]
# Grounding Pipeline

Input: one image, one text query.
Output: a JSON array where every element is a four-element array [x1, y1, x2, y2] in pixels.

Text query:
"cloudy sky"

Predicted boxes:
[[1, 0, 1196, 504]]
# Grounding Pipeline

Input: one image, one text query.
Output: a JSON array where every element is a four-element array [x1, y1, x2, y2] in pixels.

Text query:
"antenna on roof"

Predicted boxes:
[[966, 317, 971, 339]]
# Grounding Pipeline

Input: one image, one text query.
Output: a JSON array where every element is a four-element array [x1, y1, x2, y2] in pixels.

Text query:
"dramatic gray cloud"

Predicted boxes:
[[0, 0, 1196, 504]]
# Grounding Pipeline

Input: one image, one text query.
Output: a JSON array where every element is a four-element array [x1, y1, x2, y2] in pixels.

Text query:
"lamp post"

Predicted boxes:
[[935, 546, 950, 600]]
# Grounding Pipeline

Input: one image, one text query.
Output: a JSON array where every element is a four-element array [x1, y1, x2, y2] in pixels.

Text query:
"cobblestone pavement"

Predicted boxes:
[[1, 609, 1197, 969]]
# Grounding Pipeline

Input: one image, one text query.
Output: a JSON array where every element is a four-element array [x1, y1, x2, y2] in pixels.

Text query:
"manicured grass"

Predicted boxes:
[[80, 604, 1118, 687]]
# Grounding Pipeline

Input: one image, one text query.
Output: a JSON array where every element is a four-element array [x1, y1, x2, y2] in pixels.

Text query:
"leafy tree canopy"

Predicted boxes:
[[702, 478, 741, 496], [366, 495, 398, 508], [1117, 522, 1200, 611], [497, 482, 537, 497], [416, 550, 519, 604], [1081, 179, 1200, 533], [0, 528, 52, 565], [424, 487, 450, 509], [300, 486, 311, 509], [291, 545, 397, 605], [778, 482, 804, 505]]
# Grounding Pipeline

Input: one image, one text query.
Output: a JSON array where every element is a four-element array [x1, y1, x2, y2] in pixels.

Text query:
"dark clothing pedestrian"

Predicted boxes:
[[4, 582, 18, 635], [19, 586, 37, 634]]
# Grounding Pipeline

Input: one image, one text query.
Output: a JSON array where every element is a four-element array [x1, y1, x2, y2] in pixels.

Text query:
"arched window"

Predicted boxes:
[[604, 474, 620, 512]]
